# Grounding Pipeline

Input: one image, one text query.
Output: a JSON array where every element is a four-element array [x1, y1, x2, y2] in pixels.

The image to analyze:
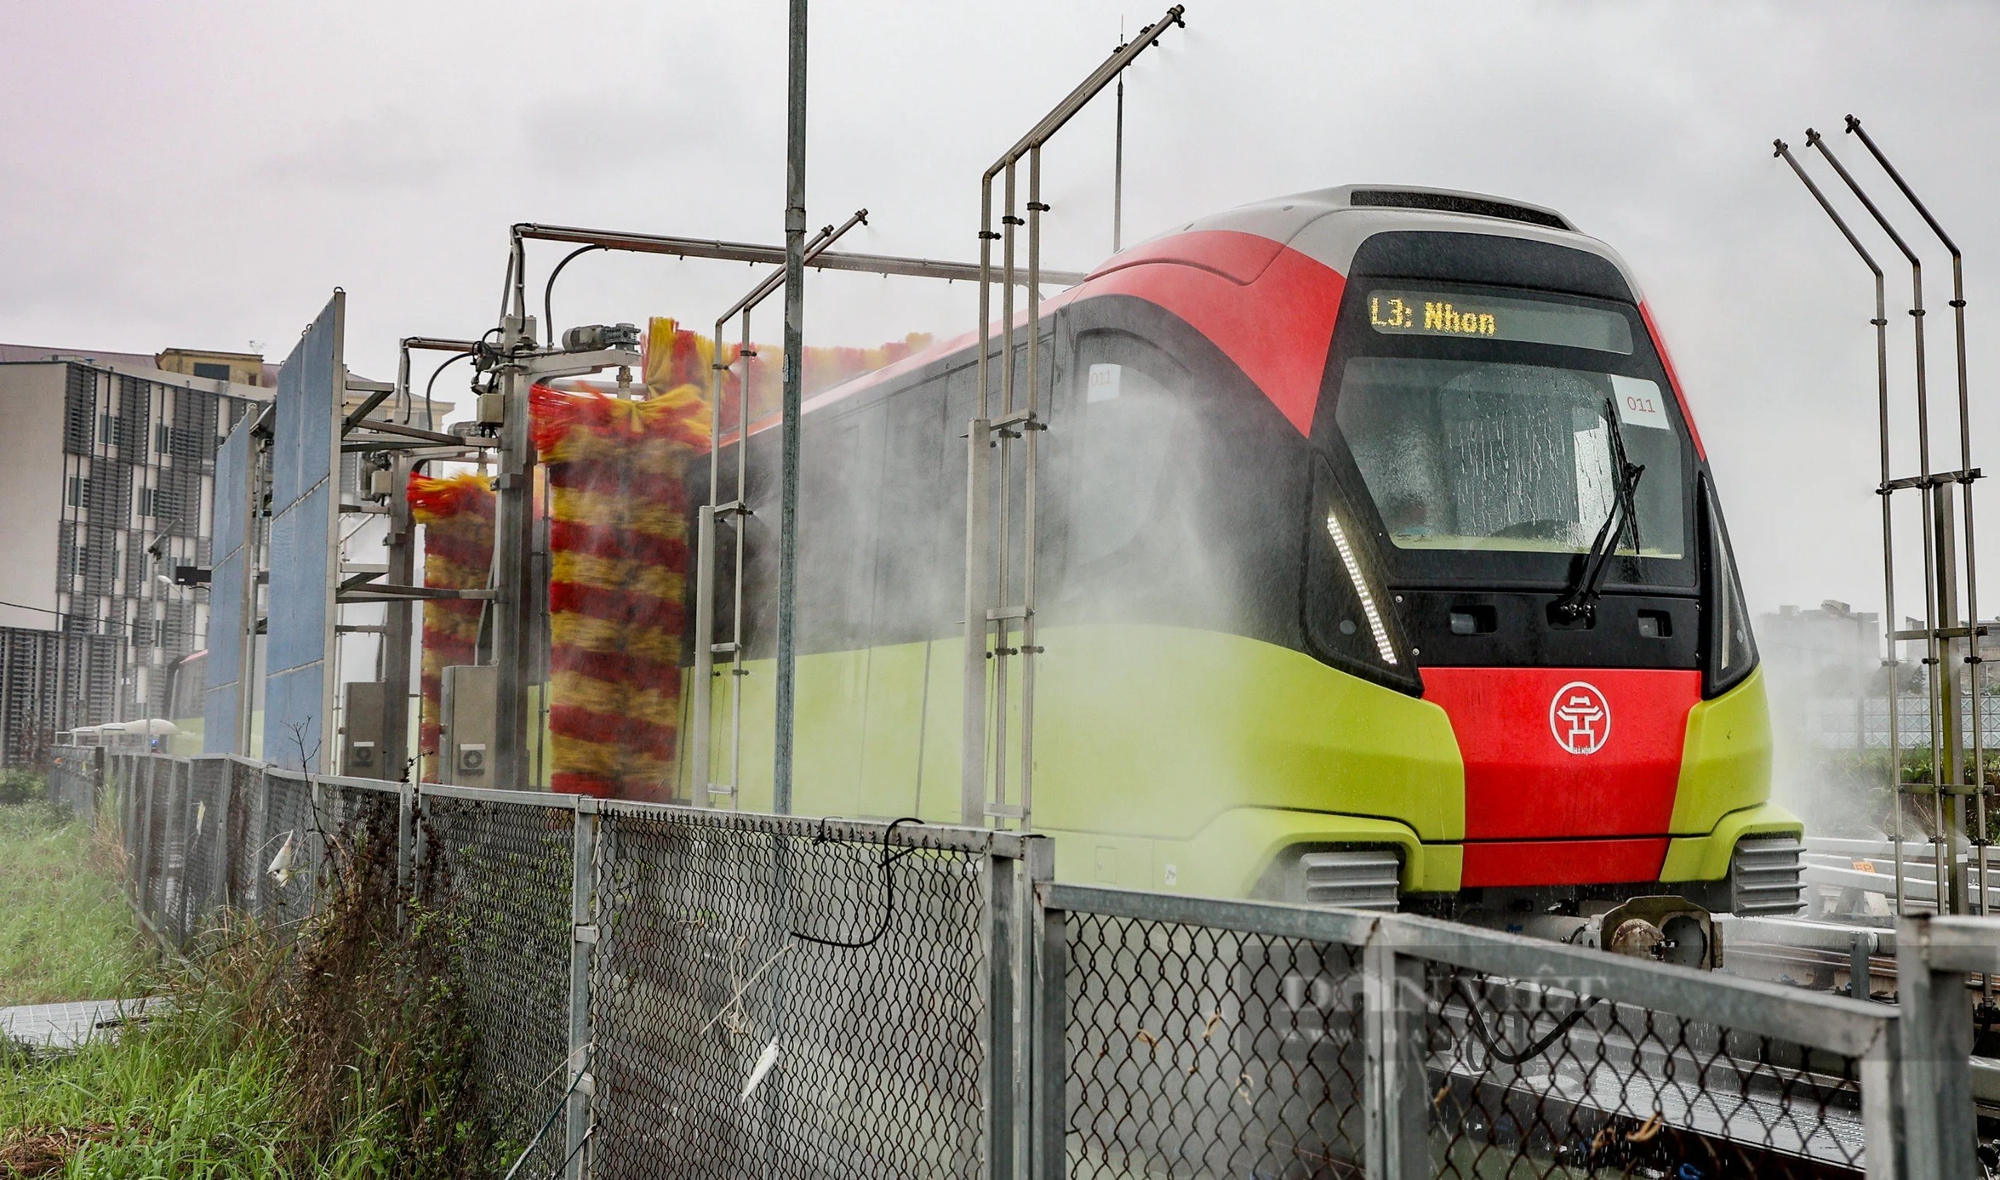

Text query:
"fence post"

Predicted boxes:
[[395, 779, 413, 928], [213, 760, 235, 915], [1897, 915, 1979, 1180], [1029, 867, 1066, 1179], [565, 794, 600, 1179], [91, 746, 105, 826], [1859, 1022, 1905, 1180], [1364, 927, 1428, 1180], [246, 765, 269, 919], [307, 775, 327, 910], [175, 761, 197, 947], [135, 759, 157, 919], [980, 835, 1050, 1180]]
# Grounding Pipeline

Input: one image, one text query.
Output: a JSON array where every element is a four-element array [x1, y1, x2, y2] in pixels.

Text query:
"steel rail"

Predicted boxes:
[[510, 222, 1086, 288]]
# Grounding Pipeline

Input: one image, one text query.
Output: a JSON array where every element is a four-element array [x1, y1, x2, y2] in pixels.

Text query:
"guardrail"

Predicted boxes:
[[59, 751, 1993, 1178]]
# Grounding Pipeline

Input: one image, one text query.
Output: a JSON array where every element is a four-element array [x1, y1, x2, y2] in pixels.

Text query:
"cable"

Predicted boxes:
[[424, 352, 474, 434], [789, 816, 923, 949], [0, 597, 151, 635], [1456, 977, 1599, 1065], [543, 245, 605, 347]]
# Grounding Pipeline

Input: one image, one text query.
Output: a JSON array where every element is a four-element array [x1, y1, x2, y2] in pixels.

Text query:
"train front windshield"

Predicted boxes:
[[1332, 284, 1693, 588]]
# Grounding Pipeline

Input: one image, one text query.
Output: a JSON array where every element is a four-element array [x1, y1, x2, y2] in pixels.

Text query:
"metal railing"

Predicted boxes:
[[65, 751, 1993, 1178]]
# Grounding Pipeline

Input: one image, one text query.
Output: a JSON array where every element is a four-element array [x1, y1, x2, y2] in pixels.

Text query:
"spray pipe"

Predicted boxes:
[[1844, 117, 1992, 930], [1774, 139, 1906, 914], [1808, 126, 1958, 911]]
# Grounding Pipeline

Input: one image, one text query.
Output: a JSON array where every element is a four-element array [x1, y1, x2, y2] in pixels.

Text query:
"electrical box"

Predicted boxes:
[[340, 681, 390, 780], [441, 664, 497, 785]]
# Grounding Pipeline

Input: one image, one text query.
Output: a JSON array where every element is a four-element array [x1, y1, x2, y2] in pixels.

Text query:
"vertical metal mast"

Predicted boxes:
[[494, 237, 539, 792], [962, 5, 1185, 827], [1775, 140, 1905, 912], [1808, 127, 1963, 913], [1847, 115, 1990, 918], [774, 0, 808, 815], [1112, 34, 1126, 254]]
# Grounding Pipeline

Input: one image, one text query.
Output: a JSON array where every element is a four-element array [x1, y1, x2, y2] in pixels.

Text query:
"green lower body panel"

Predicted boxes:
[[679, 624, 1784, 896]]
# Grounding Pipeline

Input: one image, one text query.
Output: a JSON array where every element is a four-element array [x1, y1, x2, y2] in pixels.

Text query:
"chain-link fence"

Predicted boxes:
[[586, 803, 1027, 1179], [421, 787, 578, 1177], [99, 753, 1985, 1178], [47, 744, 100, 817], [1043, 886, 1909, 1180]]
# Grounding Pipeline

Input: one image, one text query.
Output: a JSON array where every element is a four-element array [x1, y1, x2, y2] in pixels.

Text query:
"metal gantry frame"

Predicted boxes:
[[691, 210, 868, 808], [478, 224, 1083, 794], [961, 4, 1185, 829], [1776, 120, 1988, 918]]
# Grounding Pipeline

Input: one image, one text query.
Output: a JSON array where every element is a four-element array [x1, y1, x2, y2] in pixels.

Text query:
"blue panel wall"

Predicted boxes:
[[262, 292, 343, 771], [202, 416, 253, 753]]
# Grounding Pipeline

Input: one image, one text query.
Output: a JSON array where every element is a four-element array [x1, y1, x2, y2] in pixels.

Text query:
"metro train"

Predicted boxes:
[[686, 184, 1804, 924]]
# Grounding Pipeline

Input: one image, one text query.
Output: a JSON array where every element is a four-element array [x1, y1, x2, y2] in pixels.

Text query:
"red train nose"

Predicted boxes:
[[1423, 667, 1700, 887]]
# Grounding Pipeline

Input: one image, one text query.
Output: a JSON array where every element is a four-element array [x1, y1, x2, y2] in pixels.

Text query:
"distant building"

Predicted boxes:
[[1759, 600, 1882, 700], [0, 348, 268, 762]]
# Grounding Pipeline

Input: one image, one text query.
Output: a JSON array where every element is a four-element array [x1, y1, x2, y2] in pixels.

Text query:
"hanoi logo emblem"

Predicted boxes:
[[1549, 681, 1611, 755]]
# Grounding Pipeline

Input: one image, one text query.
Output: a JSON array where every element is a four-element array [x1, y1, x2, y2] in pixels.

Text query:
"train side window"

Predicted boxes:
[[1067, 342, 1184, 573]]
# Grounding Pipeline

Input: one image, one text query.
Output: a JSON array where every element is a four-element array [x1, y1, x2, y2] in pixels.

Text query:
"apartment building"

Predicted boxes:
[[0, 347, 268, 761]]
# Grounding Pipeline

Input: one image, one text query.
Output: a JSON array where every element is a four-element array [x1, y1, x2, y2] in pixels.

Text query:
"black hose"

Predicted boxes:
[[423, 352, 474, 433], [1457, 977, 1600, 1065], [789, 817, 922, 950], [543, 245, 605, 347]]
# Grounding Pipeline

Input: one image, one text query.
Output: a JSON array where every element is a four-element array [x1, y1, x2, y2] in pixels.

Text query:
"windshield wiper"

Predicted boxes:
[[1552, 397, 1645, 625]]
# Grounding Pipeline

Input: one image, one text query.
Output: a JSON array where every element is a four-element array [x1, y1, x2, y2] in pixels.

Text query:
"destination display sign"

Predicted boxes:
[[1365, 288, 1634, 354]]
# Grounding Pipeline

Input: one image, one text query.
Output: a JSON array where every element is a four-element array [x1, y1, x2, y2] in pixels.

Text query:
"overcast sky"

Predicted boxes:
[[3, 1, 1996, 629]]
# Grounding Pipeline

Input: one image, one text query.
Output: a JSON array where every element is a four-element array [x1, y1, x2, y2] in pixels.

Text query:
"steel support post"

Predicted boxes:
[[691, 505, 716, 805], [565, 795, 599, 1179], [493, 353, 537, 792], [1364, 938, 1430, 1180], [982, 838, 1047, 1179], [961, 419, 992, 826], [772, 0, 807, 815], [1031, 888, 1068, 1178], [381, 453, 415, 782], [1896, 915, 1977, 1180]]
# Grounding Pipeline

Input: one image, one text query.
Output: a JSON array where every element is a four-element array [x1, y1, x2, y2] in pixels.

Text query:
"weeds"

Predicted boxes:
[[0, 771, 46, 807], [0, 803, 147, 1007], [0, 792, 499, 1178]]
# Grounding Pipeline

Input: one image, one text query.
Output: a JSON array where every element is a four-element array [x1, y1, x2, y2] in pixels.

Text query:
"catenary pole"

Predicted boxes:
[[775, 0, 807, 814]]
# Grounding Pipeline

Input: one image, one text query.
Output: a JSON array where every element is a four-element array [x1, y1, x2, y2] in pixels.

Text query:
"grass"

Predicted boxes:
[[0, 791, 495, 1178], [0, 798, 148, 1008]]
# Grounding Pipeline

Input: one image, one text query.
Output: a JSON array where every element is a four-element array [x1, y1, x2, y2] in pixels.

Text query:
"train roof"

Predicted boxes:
[[1108, 183, 1647, 303], [769, 184, 1659, 439]]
